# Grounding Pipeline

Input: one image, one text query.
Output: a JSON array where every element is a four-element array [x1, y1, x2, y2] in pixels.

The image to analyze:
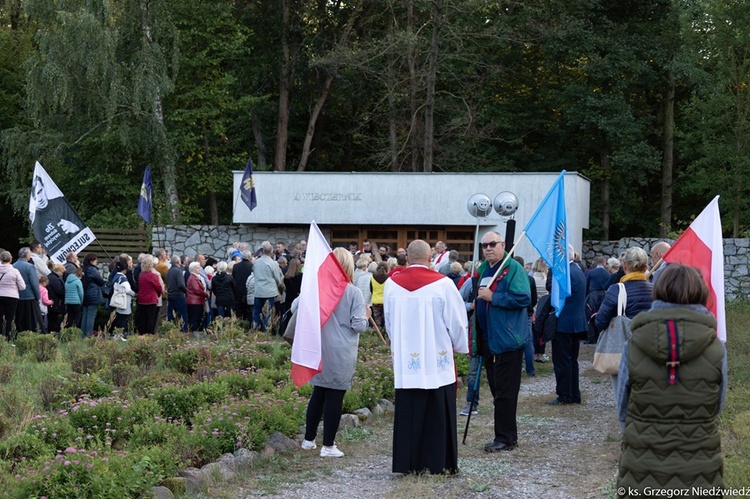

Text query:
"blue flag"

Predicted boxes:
[[137, 166, 153, 224], [524, 170, 571, 316], [240, 156, 257, 211]]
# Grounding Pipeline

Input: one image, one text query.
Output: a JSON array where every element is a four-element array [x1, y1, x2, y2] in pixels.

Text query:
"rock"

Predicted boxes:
[[354, 408, 372, 421], [201, 461, 236, 484], [234, 448, 258, 470], [147, 486, 174, 499], [379, 398, 395, 412], [372, 404, 384, 416], [177, 468, 207, 494], [261, 445, 276, 458], [339, 413, 360, 429], [217, 453, 238, 472], [159, 477, 186, 497], [266, 431, 297, 453]]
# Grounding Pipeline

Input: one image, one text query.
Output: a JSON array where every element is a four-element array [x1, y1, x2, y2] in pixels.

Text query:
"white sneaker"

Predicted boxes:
[[320, 444, 344, 458], [301, 439, 317, 450]]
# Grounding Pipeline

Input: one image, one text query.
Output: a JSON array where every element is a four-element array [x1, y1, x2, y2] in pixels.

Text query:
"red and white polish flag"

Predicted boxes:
[[291, 221, 351, 387], [662, 196, 726, 341]]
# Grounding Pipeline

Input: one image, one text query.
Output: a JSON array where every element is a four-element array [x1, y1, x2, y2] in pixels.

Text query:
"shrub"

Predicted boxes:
[[0, 387, 33, 425], [14, 332, 59, 362], [153, 382, 229, 424], [103, 362, 140, 388], [127, 370, 190, 398], [57, 326, 82, 343], [0, 364, 13, 384], [123, 337, 158, 370], [67, 397, 160, 447], [13, 332, 37, 357], [129, 416, 189, 448], [66, 373, 113, 400], [24, 414, 78, 453], [0, 431, 51, 463], [39, 377, 70, 411], [10, 446, 177, 499], [69, 349, 104, 375]]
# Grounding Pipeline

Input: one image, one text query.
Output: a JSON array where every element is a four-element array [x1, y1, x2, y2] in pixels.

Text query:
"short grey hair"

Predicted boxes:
[[188, 261, 202, 273], [18, 247, 30, 259], [261, 241, 273, 255], [622, 247, 648, 273], [216, 261, 228, 272], [170, 256, 181, 266], [242, 250, 253, 261]]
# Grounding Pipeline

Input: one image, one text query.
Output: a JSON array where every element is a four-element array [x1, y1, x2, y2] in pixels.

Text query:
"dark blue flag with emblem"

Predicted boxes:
[[137, 166, 153, 224], [240, 156, 257, 211]]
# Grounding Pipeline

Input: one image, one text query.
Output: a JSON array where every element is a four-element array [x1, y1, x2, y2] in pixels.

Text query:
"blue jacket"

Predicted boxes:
[[82, 264, 105, 306], [13, 259, 40, 301], [65, 273, 84, 305], [476, 254, 531, 355], [586, 266, 610, 294], [556, 262, 587, 334], [595, 275, 653, 332]]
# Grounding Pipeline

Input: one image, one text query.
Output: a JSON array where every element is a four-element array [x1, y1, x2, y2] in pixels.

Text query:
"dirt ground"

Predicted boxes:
[[217, 343, 622, 498]]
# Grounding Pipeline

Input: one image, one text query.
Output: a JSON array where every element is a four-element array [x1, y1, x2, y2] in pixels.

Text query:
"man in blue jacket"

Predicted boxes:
[[548, 247, 587, 405], [475, 231, 531, 452], [13, 247, 41, 334]]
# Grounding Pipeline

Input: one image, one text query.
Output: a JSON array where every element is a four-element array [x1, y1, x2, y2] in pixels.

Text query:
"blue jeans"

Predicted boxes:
[[81, 305, 98, 337], [217, 304, 234, 318], [465, 355, 481, 406], [167, 296, 189, 332], [524, 319, 535, 375], [253, 297, 276, 332]]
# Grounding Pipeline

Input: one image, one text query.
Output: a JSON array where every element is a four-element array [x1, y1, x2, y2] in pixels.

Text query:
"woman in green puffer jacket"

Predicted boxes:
[[616, 264, 726, 497]]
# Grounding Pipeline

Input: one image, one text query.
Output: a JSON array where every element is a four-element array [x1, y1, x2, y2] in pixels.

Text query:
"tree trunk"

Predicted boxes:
[[297, 0, 363, 171], [601, 147, 611, 240], [251, 113, 267, 169], [298, 76, 334, 171], [142, 0, 179, 223], [387, 62, 399, 171], [406, 0, 421, 172], [274, 0, 292, 171], [660, 72, 675, 237], [423, 0, 442, 172], [203, 126, 218, 225]]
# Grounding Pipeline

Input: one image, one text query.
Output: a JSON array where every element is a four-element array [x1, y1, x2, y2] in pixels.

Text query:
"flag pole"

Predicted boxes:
[[369, 317, 387, 346], [488, 231, 528, 283], [644, 257, 663, 279]]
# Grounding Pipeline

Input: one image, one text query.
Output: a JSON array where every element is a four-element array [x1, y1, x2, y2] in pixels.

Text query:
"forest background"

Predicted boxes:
[[0, 0, 748, 245]]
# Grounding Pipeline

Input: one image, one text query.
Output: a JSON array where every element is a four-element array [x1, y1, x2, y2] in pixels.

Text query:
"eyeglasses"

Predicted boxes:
[[481, 241, 502, 249]]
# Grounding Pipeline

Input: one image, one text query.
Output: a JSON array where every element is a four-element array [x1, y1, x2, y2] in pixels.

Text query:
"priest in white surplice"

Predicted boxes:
[[384, 239, 468, 474]]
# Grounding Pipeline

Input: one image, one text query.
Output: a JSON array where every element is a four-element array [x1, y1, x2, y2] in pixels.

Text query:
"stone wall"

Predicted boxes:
[[150, 226, 750, 301], [151, 225, 318, 260], [582, 237, 750, 301]]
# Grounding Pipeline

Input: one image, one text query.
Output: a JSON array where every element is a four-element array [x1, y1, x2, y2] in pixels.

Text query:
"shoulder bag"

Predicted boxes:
[[592, 283, 631, 375]]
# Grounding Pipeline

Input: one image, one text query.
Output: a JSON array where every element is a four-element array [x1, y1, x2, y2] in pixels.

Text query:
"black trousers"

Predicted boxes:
[[65, 304, 81, 329], [552, 332, 581, 403], [48, 310, 64, 333], [187, 304, 205, 332], [15, 299, 39, 334], [137, 304, 158, 335], [0, 297, 17, 340], [304, 386, 346, 447], [484, 347, 524, 445]]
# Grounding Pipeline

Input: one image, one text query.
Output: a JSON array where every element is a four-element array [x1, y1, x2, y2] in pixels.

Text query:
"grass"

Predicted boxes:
[[720, 300, 750, 486]]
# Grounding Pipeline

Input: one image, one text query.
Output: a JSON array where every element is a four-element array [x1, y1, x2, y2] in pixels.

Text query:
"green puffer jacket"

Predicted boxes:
[[617, 306, 724, 497]]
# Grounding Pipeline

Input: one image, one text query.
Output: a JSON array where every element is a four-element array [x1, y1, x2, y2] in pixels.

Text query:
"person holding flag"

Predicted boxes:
[[294, 224, 370, 458], [474, 232, 531, 453]]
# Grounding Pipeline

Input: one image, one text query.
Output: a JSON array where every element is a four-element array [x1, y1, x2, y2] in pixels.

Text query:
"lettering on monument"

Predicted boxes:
[[293, 192, 363, 201]]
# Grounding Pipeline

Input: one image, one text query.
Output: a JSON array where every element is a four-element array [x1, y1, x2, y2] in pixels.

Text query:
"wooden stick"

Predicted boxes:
[[644, 258, 663, 279], [370, 317, 388, 346], [488, 231, 528, 283]]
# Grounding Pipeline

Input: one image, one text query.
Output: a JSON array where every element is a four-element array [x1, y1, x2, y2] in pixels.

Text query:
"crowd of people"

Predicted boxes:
[[0, 235, 726, 491]]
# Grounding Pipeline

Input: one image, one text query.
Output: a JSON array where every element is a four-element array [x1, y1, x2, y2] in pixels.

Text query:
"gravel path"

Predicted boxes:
[[220, 344, 622, 498]]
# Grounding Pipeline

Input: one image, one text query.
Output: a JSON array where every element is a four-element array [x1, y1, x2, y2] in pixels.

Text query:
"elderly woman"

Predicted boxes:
[[110, 259, 136, 337], [595, 247, 654, 333], [300, 248, 371, 458], [0, 249, 26, 340], [187, 261, 210, 331], [136, 257, 163, 335], [211, 261, 236, 318], [616, 264, 725, 496]]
